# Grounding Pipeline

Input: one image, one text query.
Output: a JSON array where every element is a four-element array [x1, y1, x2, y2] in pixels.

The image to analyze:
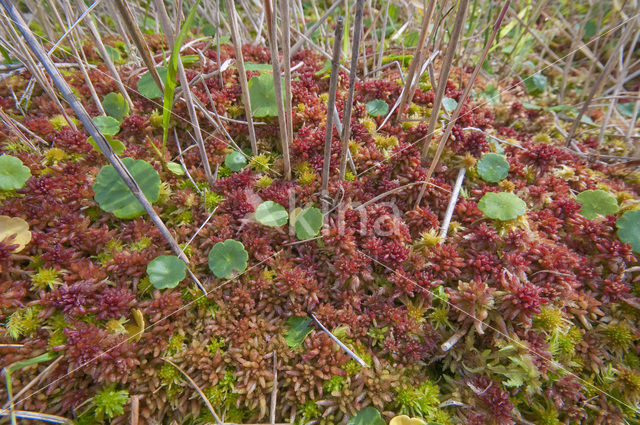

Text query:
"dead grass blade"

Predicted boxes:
[[161, 358, 223, 425], [0, 409, 72, 424], [565, 22, 635, 147]]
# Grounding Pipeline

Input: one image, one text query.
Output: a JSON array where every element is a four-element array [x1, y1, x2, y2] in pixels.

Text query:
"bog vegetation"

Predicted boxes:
[[0, 0, 640, 424]]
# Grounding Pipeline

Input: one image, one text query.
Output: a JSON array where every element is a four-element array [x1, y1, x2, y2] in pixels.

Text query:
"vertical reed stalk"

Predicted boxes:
[[60, 1, 105, 114], [419, 0, 470, 162], [153, 0, 215, 187], [394, 0, 437, 123], [375, 0, 391, 78], [338, 0, 365, 180], [266, 0, 292, 180], [114, 0, 164, 93], [415, 0, 510, 208], [225, 0, 259, 155], [280, 0, 294, 180], [565, 23, 634, 147], [73, 0, 134, 109], [321, 18, 344, 197]]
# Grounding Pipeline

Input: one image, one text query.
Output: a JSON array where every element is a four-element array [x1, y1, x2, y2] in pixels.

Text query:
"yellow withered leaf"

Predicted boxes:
[[389, 416, 426, 425], [0, 216, 31, 253], [124, 308, 145, 342]]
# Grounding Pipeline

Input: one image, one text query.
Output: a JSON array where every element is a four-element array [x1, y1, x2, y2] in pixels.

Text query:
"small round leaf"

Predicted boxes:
[[617, 210, 640, 253], [477, 153, 510, 182], [0, 155, 31, 190], [294, 207, 323, 240], [442, 97, 458, 113], [87, 135, 126, 156], [347, 407, 385, 425], [255, 201, 288, 227], [102, 92, 130, 120], [0, 216, 31, 253], [248, 73, 282, 117], [208, 239, 248, 279], [524, 73, 547, 96], [92, 115, 121, 136], [576, 189, 618, 220], [105, 44, 121, 62], [366, 99, 389, 117], [137, 67, 168, 99], [93, 158, 161, 219], [166, 161, 185, 176], [225, 151, 247, 171], [284, 316, 313, 348], [478, 192, 526, 221], [147, 255, 187, 289]]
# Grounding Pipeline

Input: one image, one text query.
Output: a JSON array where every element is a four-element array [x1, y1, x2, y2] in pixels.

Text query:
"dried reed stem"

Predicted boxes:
[[321, 17, 344, 196], [288, 0, 342, 60], [565, 22, 634, 147], [280, 0, 294, 179], [419, 0, 470, 163], [394, 0, 437, 122], [338, 0, 365, 180], [161, 358, 222, 425], [153, 0, 215, 187], [439, 168, 466, 238], [73, 0, 134, 109], [415, 0, 510, 208], [266, 0, 292, 179], [114, 0, 164, 92], [225, 0, 259, 155]]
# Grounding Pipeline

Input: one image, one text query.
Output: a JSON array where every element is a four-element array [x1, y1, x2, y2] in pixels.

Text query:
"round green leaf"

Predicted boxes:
[[248, 73, 283, 117], [208, 239, 248, 279], [294, 207, 323, 240], [166, 161, 185, 176], [102, 92, 130, 120], [147, 255, 187, 289], [0, 155, 31, 191], [617, 102, 640, 119], [403, 31, 420, 48], [442, 97, 458, 113], [93, 158, 161, 219], [87, 135, 126, 156], [524, 73, 547, 96], [255, 201, 288, 227], [284, 316, 313, 348], [137, 67, 168, 99], [617, 210, 640, 253], [576, 189, 618, 220], [477, 153, 510, 182], [244, 62, 273, 72], [105, 44, 121, 62], [225, 151, 247, 171], [366, 99, 389, 117], [478, 192, 526, 221], [92, 115, 121, 136], [347, 407, 385, 425]]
